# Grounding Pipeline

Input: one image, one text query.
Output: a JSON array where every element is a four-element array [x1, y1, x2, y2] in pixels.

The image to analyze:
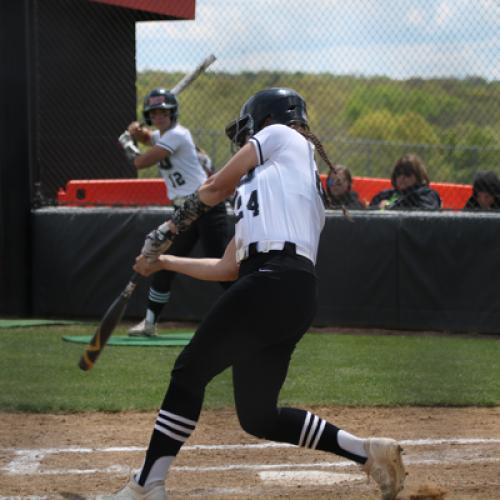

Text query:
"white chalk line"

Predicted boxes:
[[6, 455, 499, 477], [4, 436, 500, 454], [1, 439, 500, 500], [0, 497, 52, 500], [2, 437, 499, 477]]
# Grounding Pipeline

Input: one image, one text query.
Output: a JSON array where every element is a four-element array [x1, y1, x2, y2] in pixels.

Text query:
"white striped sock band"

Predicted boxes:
[[148, 289, 171, 304], [298, 411, 326, 450], [154, 409, 197, 443]]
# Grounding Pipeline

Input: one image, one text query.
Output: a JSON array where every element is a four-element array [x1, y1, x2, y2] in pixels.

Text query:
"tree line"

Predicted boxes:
[[137, 71, 500, 184]]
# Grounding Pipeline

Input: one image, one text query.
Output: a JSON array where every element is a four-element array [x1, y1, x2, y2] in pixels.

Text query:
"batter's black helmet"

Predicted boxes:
[[143, 88, 179, 125], [225, 88, 308, 147], [242, 87, 308, 132]]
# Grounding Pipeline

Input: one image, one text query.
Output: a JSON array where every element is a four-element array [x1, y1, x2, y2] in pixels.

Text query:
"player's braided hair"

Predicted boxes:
[[293, 125, 353, 221]]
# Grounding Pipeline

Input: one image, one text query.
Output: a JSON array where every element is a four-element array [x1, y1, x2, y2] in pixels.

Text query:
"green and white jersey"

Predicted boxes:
[[153, 124, 207, 200]]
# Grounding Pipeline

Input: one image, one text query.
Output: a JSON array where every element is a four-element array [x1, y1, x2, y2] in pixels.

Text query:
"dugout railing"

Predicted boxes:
[[56, 176, 473, 210]]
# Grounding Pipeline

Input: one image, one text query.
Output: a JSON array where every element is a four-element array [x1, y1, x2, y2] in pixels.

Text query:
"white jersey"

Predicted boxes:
[[153, 124, 208, 200], [234, 124, 325, 265]]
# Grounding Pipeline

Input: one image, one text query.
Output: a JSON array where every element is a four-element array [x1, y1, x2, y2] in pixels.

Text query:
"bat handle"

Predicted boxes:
[[122, 272, 140, 298]]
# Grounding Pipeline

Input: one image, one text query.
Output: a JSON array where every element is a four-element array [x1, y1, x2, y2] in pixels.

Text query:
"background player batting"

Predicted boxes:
[[103, 88, 406, 500], [124, 87, 229, 337]]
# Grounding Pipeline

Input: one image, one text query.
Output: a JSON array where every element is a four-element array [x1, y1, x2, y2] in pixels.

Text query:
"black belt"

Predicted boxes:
[[247, 241, 298, 258]]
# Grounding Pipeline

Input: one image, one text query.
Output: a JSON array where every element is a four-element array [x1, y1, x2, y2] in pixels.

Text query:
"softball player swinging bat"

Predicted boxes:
[[101, 88, 406, 500]]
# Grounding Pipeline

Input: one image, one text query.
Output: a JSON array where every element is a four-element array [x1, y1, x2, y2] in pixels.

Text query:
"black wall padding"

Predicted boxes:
[[397, 212, 500, 332], [315, 213, 399, 327], [32, 207, 226, 321], [32, 208, 500, 333]]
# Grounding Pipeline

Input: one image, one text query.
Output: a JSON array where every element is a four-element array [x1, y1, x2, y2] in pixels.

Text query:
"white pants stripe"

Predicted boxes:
[[298, 411, 312, 447], [154, 409, 197, 444], [154, 424, 190, 443], [298, 411, 326, 450], [311, 419, 326, 449], [156, 415, 194, 435], [305, 414, 319, 448], [149, 289, 171, 303], [159, 409, 197, 427]]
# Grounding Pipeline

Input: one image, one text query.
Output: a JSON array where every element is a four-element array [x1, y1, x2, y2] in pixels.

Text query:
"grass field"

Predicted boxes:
[[1, 324, 499, 412]]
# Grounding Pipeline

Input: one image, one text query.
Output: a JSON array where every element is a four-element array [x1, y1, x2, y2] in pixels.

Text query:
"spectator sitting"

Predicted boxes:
[[325, 165, 365, 209], [463, 170, 500, 210], [369, 154, 441, 210]]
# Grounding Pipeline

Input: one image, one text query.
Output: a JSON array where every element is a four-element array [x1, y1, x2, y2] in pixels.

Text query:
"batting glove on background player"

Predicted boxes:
[[141, 222, 175, 262], [127, 121, 151, 144], [118, 131, 141, 165]]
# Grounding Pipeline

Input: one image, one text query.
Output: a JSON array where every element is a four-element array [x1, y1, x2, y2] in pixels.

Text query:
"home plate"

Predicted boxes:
[[259, 470, 365, 485]]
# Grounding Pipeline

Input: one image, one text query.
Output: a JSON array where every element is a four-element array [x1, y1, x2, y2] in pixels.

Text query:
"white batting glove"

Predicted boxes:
[[118, 131, 140, 164], [141, 221, 175, 262]]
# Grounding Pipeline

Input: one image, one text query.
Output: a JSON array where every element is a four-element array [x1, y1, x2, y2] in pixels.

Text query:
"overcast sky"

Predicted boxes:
[[136, 0, 499, 80]]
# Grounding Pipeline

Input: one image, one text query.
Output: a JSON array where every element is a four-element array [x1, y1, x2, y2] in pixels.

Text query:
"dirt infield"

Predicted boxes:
[[1, 407, 499, 499]]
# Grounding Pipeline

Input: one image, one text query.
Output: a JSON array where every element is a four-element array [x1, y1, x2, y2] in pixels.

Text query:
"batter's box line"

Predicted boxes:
[[1, 437, 500, 476], [3, 436, 500, 455]]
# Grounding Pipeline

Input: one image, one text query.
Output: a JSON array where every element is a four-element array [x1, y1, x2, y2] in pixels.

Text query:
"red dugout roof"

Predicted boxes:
[[89, 0, 195, 19]]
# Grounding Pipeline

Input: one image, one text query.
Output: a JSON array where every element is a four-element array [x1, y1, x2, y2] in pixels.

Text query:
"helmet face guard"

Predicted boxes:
[[225, 114, 254, 148], [143, 88, 178, 125]]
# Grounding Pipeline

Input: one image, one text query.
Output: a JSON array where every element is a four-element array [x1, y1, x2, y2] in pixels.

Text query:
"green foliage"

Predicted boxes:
[[343, 81, 465, 126], [440, 124, 500, 183], [348, 110, 439, 144], [135, 71, 500, 182], [0, 325, 498, 412]]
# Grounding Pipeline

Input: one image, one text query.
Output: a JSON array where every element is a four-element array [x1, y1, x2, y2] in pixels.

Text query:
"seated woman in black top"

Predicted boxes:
[[369, 154, 441, 210]]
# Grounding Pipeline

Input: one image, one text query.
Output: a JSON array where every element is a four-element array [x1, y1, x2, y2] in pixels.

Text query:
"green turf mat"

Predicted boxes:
[[0, 318, 79, 328], [62, 332, 194, 346]]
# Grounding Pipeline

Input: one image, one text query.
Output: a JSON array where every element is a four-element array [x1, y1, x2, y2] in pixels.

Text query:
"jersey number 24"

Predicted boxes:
[[234, 189, 259, 222]]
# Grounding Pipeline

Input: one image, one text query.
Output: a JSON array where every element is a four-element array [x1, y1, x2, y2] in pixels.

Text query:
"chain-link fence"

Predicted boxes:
[[33, 0, 500, 210]]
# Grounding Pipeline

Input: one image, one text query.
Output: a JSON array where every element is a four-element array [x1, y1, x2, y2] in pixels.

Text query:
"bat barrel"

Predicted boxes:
[[170, 54, 216, 95], [78, 273, 140, 371], [79, 352, 95, 371]]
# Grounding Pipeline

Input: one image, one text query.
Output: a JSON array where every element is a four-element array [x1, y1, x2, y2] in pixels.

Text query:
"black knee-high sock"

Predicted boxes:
[[146, 288, 170, 323], [263, 407, 367, 464], [137, 409, 196, 486], [137, 380, 205, 486]]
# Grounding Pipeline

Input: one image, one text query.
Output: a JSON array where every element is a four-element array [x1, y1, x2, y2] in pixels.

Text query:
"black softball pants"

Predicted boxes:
[[162, 252, 318, 439], [137, 252, 365, 487]]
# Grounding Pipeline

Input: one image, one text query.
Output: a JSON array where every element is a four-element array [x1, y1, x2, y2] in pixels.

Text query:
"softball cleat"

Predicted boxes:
[[99, 478, 166, 500], [362, 437, 406, 500], [128, 319, 157, 337]]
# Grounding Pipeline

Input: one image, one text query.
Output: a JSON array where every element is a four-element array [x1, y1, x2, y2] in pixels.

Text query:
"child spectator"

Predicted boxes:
[[325, 165, 365, 209]]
